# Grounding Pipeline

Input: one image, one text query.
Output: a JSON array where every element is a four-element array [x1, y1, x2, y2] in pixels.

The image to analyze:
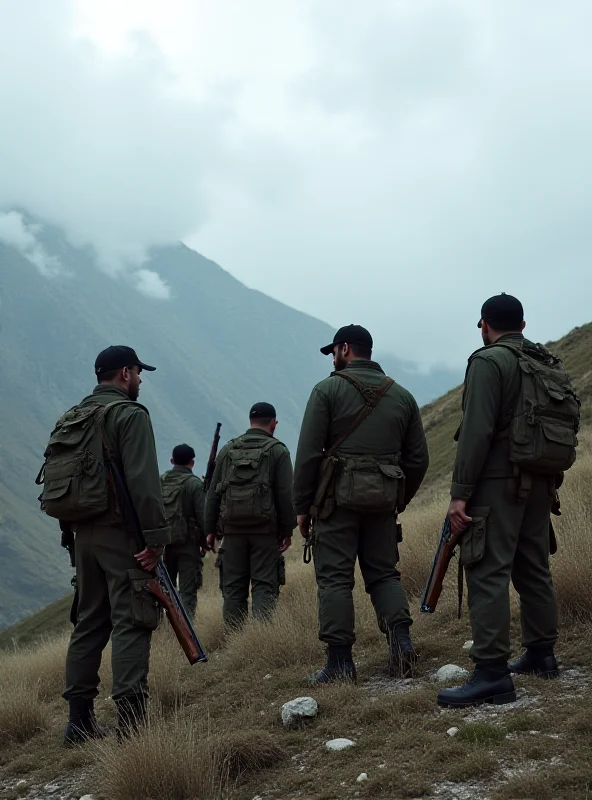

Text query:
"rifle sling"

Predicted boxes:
[[326, 373, 394, 456]]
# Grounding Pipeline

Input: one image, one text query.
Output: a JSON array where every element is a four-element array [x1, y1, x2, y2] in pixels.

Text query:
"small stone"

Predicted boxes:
[[326, 738, 355, 751], [463, 640, 473, 650], [80, 795, 98, 800], [447, 727, 459, 737], [281, 697, 319, 727], [16, 781, 27, 788], [434, 664, 470, 682], [378, 763, 386, 769], [44, 786, 60, 795], [263, 674, 272, 680], [252, 796, 263, 800], [356, 773, 369, 783]]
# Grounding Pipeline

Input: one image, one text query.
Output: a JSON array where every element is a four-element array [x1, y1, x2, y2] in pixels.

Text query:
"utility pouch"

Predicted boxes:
[[459, 506, 490, 567], [334, 459, 403, 513], [128, 569, 162, 630]]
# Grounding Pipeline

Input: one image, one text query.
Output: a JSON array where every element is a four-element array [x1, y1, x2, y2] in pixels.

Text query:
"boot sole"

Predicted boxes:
[[437, 690, 517, 709]]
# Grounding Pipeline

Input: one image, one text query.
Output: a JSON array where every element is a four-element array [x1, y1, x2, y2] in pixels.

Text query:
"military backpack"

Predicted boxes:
[[160, 471, 198, 544], [35, 399, 137, 522], [470, 341, 580, 475], [217, 436, 280, 531]]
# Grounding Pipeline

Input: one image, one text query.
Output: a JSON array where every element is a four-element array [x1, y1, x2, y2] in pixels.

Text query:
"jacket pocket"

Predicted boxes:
[[459, 506, 490, 567], [128, 569, 162, 630]]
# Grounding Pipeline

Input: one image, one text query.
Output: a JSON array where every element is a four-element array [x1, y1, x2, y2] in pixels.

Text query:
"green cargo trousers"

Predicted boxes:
[[164, 541, 203, 617], [313, 507, 412, 646], [64, 524, 159, 702], [222, 534, 279, 627], [464, 475, 558, 663]]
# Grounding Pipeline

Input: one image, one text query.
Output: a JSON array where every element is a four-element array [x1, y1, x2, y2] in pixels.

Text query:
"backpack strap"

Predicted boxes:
[[326, 373, 394, 456]]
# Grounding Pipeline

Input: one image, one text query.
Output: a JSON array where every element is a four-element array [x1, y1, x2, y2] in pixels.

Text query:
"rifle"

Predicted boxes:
[[203, 422, 222, 492], [420, 516, 463, 616], [60, 521, 79, 626], [107, 455, 208, 665]]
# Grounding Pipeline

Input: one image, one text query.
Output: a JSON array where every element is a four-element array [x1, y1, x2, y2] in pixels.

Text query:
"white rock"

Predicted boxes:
[[326, 738, 355, 751], [80, 796, 98, 800], [356, 773, 369, 783], [16, 781, 27, 788], [462, 640, 474, 650], [252, 796, 263, 800], [433, 664, 470, 682], [281, 696, 318, 726], [44, 785, 60, 795], [263, 674, 272, 680], [447, 727, 459, 737]]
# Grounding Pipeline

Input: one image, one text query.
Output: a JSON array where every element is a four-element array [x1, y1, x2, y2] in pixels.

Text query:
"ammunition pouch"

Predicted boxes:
[[128, 569, 162, 631], [459, 506, 490, 567]]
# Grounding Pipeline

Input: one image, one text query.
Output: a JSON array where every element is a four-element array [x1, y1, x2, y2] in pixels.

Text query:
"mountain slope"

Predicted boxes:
[[0, 213, 461, 627]]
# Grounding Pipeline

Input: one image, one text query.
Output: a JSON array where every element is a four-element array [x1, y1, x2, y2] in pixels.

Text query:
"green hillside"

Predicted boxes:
[[0, 212, 461, 628]]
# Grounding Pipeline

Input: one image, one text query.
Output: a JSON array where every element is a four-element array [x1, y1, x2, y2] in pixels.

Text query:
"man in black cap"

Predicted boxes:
[[204, 403, 295, 627], [294, 325, 429, 685], [161, 444, 206, 618], [51, 345, 170, 742], [438, 294, 574, 708]]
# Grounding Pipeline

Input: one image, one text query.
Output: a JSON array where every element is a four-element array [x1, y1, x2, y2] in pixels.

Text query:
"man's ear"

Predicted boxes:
[[521, 320, 526, 331]]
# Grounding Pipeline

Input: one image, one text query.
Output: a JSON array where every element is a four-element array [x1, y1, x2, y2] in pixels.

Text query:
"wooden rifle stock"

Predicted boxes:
[[146, 559, 208, 665], [420, 516, 461, 614], [203, 422, 222, 492]]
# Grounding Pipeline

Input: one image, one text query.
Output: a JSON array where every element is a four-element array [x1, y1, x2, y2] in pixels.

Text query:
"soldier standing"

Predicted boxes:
[[161, 444, 206, 618], [293, 325, 429, 684], [37, 346, 170, 744], [204, 403, 295, 627], [438, 295, 579, 708]]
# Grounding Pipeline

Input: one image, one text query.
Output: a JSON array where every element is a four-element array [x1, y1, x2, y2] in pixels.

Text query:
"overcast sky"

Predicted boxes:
[[1, 0, 591, 368]]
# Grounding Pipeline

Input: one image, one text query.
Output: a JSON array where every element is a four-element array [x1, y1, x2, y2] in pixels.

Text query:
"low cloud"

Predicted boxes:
[[0, 211, 63, 278]]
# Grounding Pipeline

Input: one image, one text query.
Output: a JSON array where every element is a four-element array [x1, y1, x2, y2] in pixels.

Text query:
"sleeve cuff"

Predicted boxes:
[[295, 503, 312, 515], [143, 526, 171, 547], [450, 483, 474, 501]]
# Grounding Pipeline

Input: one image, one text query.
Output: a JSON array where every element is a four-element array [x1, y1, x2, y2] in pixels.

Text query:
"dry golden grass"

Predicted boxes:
[[0, 682, 49, 747], [1, 437, 592, 798]]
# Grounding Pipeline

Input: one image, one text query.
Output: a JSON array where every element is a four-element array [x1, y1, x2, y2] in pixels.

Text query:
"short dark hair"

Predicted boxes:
[[252, 417, 274, 426], [348, 343, 372, 359], [172, 444, 196, 465], [97, 368, 120, 384]]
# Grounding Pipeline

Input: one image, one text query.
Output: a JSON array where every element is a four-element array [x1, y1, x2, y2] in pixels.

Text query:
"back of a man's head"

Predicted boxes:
[[249, 402, 277, 431], [172, 443, 196, 466]]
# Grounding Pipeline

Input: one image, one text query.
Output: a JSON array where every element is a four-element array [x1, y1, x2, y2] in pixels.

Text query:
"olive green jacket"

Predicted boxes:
[[204, 428, 296, 538], [162, 465, 206, 547], [451, 333, 526, 500], [77, 385, 170, 548], [293, 359, 429, 515]]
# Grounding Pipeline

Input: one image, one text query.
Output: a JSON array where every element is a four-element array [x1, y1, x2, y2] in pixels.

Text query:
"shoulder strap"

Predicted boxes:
[[326, 374, 394, 456], [99, 399, 148, 458]]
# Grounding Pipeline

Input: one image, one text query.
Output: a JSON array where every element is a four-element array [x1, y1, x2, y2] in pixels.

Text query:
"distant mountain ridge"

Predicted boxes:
[[0, 212, 461, 627]]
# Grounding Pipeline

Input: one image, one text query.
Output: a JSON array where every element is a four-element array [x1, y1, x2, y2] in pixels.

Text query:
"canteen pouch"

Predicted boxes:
[[334, 459, 403, 514], [459, 506, 490, 567], [128, 569, 162, 630]]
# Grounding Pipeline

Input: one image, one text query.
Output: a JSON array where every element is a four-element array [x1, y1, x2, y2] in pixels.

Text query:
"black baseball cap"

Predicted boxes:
[[249, 402, 277, 419], [172, 443, 195, 464], [478, 293, 524, 331], [320, 324, 373, 356], [95, 345, 156, 376]]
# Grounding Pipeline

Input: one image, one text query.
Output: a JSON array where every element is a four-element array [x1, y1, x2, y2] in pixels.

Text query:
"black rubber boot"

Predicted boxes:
[[115, 694, 148, 740], [306, 645, 357, 686], [508, 649, 559, 679], [437, 663, 516, 709], [387, 624, 419, 678], [63, 698, 110, 746]]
